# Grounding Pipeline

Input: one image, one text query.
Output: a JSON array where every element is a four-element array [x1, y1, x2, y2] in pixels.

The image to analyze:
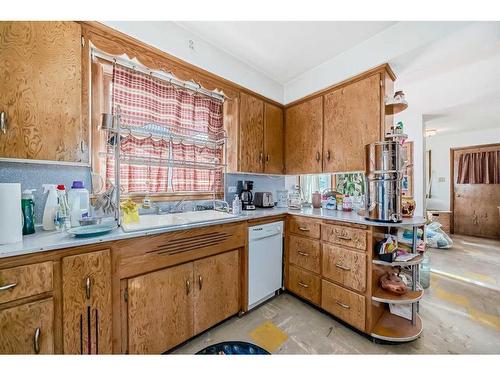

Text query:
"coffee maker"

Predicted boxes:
[[237, 180, 255, 210]]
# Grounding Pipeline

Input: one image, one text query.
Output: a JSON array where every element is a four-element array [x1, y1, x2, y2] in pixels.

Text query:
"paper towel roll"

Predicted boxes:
[[0, 183, 23, 245]]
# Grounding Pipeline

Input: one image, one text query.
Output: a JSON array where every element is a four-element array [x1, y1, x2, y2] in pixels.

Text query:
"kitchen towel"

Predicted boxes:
[[0, 183, 22, 244]]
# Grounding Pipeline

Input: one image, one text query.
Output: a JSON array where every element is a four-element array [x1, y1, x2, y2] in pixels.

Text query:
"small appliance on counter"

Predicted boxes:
[[237, 180, 255, 210], [254, 192, 274, 208]]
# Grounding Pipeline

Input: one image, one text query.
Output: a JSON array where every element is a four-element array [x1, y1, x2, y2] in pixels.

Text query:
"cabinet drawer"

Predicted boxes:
[[288, 216, 321, 239], [0, 262, 53, 304], [288, 235, 320, 273], [321, 280, 365, 332], [322, 244, 366, 292], [0, 298, 54, 354], [322, 224, 367, 251], [287, 265, 320, 305]]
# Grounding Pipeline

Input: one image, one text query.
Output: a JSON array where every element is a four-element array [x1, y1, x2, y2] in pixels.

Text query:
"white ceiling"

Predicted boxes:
[[175, 21, 395, 84]]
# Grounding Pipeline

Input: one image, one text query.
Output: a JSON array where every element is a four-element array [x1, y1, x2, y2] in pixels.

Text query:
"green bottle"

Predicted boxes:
[[21, 189, 36, 235]]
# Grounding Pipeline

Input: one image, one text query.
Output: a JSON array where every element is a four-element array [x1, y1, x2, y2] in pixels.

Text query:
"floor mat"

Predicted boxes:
[[249, 320, 288, 353]]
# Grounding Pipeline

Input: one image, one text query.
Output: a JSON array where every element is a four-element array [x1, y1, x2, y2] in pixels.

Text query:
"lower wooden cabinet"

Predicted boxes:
[[126, 249, 240, 354], [62, 249, 112, 354], [322, 244, 366, 292], [321, 280, 365, 332], [287, 264, 321, 305], [0, 298, 54, 354]]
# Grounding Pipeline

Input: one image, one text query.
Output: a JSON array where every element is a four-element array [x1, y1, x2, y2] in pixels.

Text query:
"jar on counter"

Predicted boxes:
[[342, 194, 353, 212], [312, 191, 322, 208], [335, 194, 344, 210]]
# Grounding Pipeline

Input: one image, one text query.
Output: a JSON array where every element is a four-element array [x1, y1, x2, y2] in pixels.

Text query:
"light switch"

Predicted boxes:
[[438, 177, 446, 183]]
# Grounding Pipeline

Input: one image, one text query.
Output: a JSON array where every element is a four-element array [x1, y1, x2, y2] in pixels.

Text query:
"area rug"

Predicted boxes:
[[196, 341, 270, 355]]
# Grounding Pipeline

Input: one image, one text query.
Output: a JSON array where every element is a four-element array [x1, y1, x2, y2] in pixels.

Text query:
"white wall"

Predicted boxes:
[[103, 21, 284, 103], [426, 127, 500, 211]]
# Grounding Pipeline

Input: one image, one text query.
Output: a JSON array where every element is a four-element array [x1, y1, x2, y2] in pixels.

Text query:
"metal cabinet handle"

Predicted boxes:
[[298, 227, 310, 232], [186, 279, 191, 295], [266, 154, 270, 164], [335, 300, 350, 309], [0, 111, 6, 134], [315, 151, 321, 162], [0, 282, 17, 291], [297, 251, 309, 257], [85, 277, 91, 300], [198, 275, 203, 290], [335, 263, 351, 271], [259, 152, 263, 164], [34, 327, 41, 354], [298, 281, 309, 288], [337, 235, 352, 240], [326, 150, 331, 161]]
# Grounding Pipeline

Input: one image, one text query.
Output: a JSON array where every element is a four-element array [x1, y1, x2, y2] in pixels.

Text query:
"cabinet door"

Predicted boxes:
[[285, 96, 323, 174], [62, 250, 112, 354], [193, 250, 240, 335], [0, 21, 86, 162], [239, 92, 264, 173], [0, 298, 54, 354], [127, 262, 194, 354], [264, 102, 284, 174], [323, 74, 381, 173]]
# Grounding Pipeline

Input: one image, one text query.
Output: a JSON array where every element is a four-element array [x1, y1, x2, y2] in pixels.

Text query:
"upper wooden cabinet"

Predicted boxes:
[[239, 92, 265, 173], [285, 96, 323, 174], [0, 21, 88, 163], [237, 92, 284, 174], [323, 73, 382, 173], [264, 102, 284, 174]]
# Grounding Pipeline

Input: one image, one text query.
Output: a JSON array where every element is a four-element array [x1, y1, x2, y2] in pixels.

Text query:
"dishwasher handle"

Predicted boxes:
[[250, 230, 282, 241]]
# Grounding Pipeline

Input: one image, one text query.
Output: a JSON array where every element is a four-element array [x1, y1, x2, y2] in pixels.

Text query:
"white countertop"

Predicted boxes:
[[0, 207, 425, 259]]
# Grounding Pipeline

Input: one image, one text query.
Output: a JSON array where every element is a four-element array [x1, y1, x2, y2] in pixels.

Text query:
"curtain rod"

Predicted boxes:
[[91, 49, 225, 102]]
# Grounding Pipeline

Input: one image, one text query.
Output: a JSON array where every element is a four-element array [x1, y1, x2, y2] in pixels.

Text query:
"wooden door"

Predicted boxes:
[[239, 92, 264, 173], [452, 144, 500, 238], [323, 74, 381, 173], [127, 262, 194, 354], [62, 249, 112, 354], [285, 96, 323, 174], [193, 250, 240, 335], [264, 102, 284, 174], [0, 298, 54, 354], [0, 21, 86, 162]]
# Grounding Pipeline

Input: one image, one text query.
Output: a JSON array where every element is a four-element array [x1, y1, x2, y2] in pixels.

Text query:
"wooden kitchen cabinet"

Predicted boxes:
[[285, 96, 323, 174], [264, 102, 284, 174], [127, 262, 194, 354], [323, 73, 382, 173], [239, 92, 265, 173], [0, 298, 54, 354], [62, 249, 112, 354], [193, 250, 240, 335], [0, 21, 87, 163]]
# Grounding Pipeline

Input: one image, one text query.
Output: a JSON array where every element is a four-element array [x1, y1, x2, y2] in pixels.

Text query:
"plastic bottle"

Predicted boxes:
[[21, 189, 36, 235], [68, 181, 90, 227], [55, 185, 71, 231], [232, 195, 241, 215], [42, 184, 58, 231]]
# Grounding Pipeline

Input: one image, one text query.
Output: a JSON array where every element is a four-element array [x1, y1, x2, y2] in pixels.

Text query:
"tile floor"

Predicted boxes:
[[174, 235, 500, 354]]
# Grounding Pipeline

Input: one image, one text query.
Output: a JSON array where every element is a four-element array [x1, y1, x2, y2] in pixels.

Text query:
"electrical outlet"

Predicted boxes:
[[228, 186, 237, 193], [438, 177, 446, 183]]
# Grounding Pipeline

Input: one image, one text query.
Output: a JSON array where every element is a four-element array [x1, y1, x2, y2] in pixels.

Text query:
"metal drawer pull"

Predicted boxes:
[[335, 263, 351, 271], [297, 251, 309, 257], [337, 234, 352, 240], [326, 150, 331, 161], [198, 275, 203, 290], [0, 111, 6, 134], [298, 281, 309, 288], [298, 227, 310, 232], [186, 279, 191, 295], [315, 151, 320, 162], [85, 277, 91, 300], [33, 327, 41, 354], [335, 300, 350, 309], [0, 282, 17, 291]]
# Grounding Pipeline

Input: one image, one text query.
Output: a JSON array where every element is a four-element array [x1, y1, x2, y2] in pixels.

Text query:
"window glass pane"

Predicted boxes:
[[299, 174, 331, 203]]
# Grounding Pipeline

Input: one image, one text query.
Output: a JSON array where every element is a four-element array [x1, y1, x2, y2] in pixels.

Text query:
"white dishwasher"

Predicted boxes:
[[248, 221, 284, 310]]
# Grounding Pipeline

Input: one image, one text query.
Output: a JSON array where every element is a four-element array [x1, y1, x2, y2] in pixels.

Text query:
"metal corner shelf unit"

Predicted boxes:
[[371, 224, 425, 343], [99, 110, 228, 226]]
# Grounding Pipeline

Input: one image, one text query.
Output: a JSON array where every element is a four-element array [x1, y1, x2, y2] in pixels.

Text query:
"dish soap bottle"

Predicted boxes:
[[55, 185, 71, 231], [21, 189, 36, 235], [42, 184, 58, 231]]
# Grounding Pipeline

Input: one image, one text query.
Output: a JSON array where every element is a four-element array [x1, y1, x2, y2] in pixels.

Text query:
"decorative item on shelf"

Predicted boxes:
[[380, 269, 408, 296], [375, 236, 397, 263], [385, 90, 408, 115], [120, 198, 139, 224], [401, 196, 416, 217]]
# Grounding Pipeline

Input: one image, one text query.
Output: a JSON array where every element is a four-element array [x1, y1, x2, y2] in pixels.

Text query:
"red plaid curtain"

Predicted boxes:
[[105, 64, 223, 194]]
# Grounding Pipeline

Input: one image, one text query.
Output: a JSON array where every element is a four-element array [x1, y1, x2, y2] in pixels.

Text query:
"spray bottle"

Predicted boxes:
[[21, 189, 36, 235]]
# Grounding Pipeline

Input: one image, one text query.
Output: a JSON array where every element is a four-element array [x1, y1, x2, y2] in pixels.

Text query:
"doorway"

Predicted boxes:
[[450, 143, 500, 239]]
